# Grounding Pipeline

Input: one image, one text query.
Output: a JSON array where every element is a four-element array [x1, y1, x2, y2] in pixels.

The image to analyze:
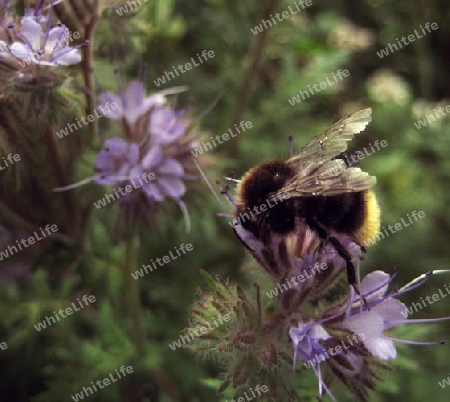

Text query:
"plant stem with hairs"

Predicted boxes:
[[124, 239, 146, 353], [81, 13, 99, 140]]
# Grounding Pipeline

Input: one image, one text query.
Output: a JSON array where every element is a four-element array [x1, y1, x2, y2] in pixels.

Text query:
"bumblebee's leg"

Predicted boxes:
[[306, 218, 368, 308], [306, 217, 357, 286], [328, 236, 357, 286]]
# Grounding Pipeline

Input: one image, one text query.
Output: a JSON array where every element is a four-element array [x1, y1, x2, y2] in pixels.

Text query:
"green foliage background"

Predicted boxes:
[[1, 0, 450, 401]]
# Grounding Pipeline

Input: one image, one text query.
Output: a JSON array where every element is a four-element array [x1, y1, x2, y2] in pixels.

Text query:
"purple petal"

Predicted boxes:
[[122, 80, 147, 124], [53, 48, 81, 65], [35, 60, 58, 66], [20, 18, 43, 50], [9, 42, 34, 61], [157, 178, 186, 198], [299, 336, 313, 357], [343, 311, 397, 359], [289, 323, 331, 362], [45, 26, 68, 52], [310, 323, 331, 340], [289, 327, 303, 344], [373, 299, 408, 328], [103, 138, 129, 154], [97, 81, 166, 125], [142, 146, 163, 169], [94, 138, 138, 175], [95, 163, 131, 185], [142, 182, 164, 201], [344, 311, 383, 338], [360, 270, 390, 301], [144, 93, 166, 110], [98, 92, 124, 119], [369, 336, 397, 360], [128, 143, 140, 165], [125, 80, 145, 110], [149, 107, 186, 145], [158, 158, 184, 176], [121, 80, 164, 124]]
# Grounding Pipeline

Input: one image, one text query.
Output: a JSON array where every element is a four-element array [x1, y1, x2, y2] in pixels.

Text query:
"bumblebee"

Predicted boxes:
[[233, 108, 380, 286]]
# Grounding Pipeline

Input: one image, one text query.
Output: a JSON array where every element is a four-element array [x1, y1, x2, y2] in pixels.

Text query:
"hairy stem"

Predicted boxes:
[[81, 12, 99, 140], [124, 239, 146, 353]]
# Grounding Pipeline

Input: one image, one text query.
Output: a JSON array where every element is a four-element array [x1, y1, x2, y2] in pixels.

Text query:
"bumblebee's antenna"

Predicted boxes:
[[192, 157, 229, 210]]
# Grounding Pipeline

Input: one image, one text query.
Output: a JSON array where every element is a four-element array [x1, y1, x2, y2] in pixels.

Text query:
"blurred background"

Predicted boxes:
[[1, 0, 450, 401]]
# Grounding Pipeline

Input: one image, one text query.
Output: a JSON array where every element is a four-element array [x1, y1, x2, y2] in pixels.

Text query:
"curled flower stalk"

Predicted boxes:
[[53, 75, 207, 359], [0, 1, 84, 115], [288, 268, 449, 401], [185, 178, 450, 401], [0, 2, 82, 78], [0, 2, 88, 243]]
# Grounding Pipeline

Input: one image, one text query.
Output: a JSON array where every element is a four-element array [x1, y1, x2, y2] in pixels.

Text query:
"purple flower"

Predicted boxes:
[[0, 2, 82, 95], [149, 106, 187, 146], [55, 78, 202, 234], [94, 138, 140, 185], [287, 269, 450, 401], [337, 270, 448, 360], [132, 146, 186, 200], [289, 322, 331, 363], [91, 135, 192, 231], [98, 80, 165, 125], [9, 16, 81, 66], [97, 77, 189, 144], [339, 271, 401, 359], [95, 139, 187, 200], [195, 169, 450, 400]]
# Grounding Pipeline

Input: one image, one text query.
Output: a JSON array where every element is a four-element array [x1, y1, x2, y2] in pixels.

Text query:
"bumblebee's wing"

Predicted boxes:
[[288, 108, 372, 168], [273, 159, 376, 198]]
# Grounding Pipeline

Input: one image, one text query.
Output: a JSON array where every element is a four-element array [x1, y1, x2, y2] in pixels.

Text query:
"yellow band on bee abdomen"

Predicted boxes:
[[354, 190, 380, 245]]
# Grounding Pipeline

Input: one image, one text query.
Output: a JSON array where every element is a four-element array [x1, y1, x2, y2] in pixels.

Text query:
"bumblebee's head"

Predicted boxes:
[[237, 159, 295, 208]]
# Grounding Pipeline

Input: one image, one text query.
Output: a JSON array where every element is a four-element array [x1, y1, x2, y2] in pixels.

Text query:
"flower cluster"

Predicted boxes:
[[95, 79, 199, 228], [57, 77, 202, 234], [288, 267, 449, 401], [185, 182, 450, 401], [0, 0, 82, 93]]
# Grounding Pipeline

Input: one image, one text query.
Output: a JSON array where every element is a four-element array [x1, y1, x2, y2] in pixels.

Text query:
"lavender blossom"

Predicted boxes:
[[97, 75, 188, 143], [337, 270, 448, 360], [289, 321, 331, 364], [98, 79, 165, 126], [94, 138, 140, 186], [0, 1, 82, 94], [56, 78, 202, 234], [288, 269, 450, 401], [95, 80, 197, 225], [9, 17, 81, 66], [93, 138, 188, 205]]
